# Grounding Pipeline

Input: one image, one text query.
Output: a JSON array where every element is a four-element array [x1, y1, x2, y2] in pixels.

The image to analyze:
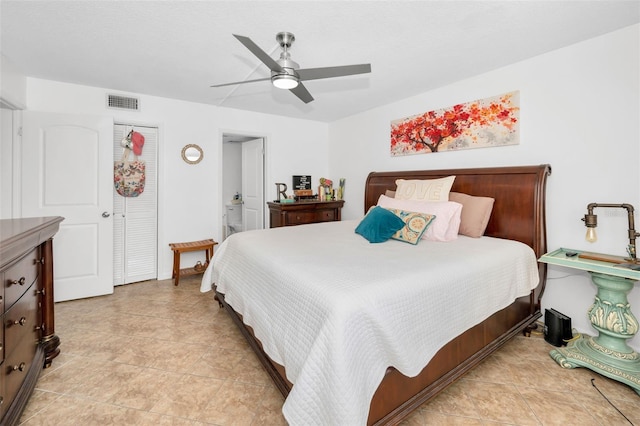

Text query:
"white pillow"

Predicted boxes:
[[376, 194, 462, 241], [394, 176, 455, 202]]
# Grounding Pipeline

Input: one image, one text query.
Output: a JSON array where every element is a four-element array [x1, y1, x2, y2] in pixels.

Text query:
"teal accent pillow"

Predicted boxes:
[[355, 206, 405, 243], [385, 208, 436, 245]]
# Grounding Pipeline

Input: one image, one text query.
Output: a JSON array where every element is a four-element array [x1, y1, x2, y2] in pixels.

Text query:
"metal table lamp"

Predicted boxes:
[[582, 203, 639, 263]]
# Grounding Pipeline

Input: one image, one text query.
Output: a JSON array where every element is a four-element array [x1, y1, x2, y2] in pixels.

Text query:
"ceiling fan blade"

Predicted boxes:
[[233, 34, 282, 72], [210, 77, 271, 88], [290, 83, 314, 104], [297, 64, 371, 81]]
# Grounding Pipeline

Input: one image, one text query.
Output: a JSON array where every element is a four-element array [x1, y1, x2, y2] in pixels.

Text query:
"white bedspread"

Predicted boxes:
[[201, 220, 539, 425]]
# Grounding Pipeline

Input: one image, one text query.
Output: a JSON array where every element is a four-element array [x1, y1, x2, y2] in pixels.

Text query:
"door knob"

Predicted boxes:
[[102, 212, 111, 218]]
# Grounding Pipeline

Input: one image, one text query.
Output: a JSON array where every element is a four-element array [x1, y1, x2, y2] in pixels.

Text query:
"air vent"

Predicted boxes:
[[107, 94, 139, 111]]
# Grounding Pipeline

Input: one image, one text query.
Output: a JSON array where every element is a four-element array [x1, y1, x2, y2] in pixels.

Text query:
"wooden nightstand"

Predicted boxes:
[[267, 200, 344, 228]]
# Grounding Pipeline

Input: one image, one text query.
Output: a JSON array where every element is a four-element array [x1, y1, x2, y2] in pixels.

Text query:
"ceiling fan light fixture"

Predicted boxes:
[[211, 32, 371, 103], [272, 74, 299, 89]]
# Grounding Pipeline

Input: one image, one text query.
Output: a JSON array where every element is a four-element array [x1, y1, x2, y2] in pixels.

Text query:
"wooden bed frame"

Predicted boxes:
[[214, 164, 551, 425]]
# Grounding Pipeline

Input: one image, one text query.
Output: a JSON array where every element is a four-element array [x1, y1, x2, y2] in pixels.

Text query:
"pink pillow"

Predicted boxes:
[[449, 192, 495, 238], [376, 194, 462, 241]]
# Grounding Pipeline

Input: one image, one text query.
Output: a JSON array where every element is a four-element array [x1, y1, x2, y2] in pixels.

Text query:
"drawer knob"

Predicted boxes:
[[34, 257, 45, 265], [13, 317, 27, 326], [35, 323, 45, 332], [10, 277, 26, 286], [10, 362, 26, 372]]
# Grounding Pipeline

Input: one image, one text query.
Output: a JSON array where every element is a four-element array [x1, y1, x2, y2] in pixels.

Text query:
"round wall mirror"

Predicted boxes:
[[181, 144, 203, 164]]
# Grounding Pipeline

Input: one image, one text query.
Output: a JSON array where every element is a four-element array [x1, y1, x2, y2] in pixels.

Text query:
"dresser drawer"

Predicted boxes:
[[4, 249, 39, 308], [4, 284, 40, 359], [315, 210, 336, 222], [3, 327, 38, 411], [0, 373, 5, 420], [268, 200, 344, 228], [285, 211, 317, 225]]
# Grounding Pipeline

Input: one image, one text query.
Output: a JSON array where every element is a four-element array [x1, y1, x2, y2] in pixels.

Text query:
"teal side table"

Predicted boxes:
[[539, 248, 640, 395]]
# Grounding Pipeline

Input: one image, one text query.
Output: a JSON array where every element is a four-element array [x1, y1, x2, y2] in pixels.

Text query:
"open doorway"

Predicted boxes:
[[222, 133, 266, 240]]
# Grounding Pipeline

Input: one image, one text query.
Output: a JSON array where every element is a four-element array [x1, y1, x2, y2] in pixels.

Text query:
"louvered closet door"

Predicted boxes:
[[113, 124, 158, 285]]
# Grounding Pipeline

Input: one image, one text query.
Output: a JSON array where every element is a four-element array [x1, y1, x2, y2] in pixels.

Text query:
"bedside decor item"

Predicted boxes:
[[293, 176, 313, 197], [337, 178, 345, 200], [581, 203, 639, 262], [539, 248, 640, 395], [318, 177, 333, 201], [181, 144, 203, 164], [390, 91, 519, 156], [275, 182, 288, 201]]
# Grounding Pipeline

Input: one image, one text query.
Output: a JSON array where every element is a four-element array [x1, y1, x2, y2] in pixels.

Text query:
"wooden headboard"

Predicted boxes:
[[365, 164, 552, 306]]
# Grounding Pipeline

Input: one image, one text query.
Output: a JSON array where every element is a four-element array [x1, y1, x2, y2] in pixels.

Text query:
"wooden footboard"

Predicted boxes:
[[215, 288, 538, 425], [368, 295, 536, 424], [214, 164, 551, 425]]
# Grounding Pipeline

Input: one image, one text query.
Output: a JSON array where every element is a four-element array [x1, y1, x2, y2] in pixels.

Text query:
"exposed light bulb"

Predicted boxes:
[[585, 227, 597, 243]]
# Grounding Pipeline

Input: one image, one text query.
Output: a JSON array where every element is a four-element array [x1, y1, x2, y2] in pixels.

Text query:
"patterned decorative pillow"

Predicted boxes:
[[355, 206, 405, 243], [376, 194, 462, 241], [385, 208, 436, 245]]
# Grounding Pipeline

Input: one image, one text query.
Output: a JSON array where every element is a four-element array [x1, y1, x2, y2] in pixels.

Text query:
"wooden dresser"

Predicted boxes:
[[0, 216, 62, 425], [267, 200, 344, 228]]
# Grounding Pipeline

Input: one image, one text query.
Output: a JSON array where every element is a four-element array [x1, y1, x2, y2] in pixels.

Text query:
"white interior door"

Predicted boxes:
[[242, 138, 264, 231], [113, 124, 158, 285], [21, 111, 113, 301]]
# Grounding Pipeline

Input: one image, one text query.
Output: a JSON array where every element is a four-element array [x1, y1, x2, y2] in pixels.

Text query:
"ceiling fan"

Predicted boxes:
[[210, 32, 371, 104]]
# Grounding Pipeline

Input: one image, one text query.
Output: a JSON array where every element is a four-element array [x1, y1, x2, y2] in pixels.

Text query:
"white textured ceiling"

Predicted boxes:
[[1, 1, 638, 122]]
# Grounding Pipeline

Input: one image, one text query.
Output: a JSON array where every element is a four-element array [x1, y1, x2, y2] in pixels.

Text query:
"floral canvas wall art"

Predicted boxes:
[[390, 91, 519, 156]]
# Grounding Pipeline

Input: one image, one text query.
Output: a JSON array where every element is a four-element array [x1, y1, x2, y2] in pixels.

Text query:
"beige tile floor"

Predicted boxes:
[[19, 276, 640, 425]]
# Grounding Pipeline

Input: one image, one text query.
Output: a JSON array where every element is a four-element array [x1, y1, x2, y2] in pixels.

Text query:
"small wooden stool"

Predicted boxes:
[[169, 239, 217, 286]]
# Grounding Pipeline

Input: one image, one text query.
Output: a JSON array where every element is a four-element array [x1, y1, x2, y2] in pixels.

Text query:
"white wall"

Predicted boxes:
[[0, 56, 27, 219], [22, 79, 329, 279], [0, 109, 14, 218], [328, 24, 640, 350], [1, 54, 27, 109]]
